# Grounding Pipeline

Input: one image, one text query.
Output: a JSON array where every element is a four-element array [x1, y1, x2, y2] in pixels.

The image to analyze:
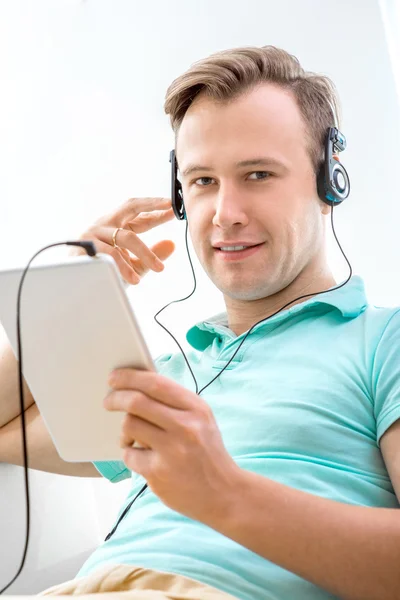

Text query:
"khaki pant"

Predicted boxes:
[[9, 564, 239, 600]]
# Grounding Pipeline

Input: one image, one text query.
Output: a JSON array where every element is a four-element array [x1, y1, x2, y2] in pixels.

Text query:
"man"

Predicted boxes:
[[1, 45, 400, 600]]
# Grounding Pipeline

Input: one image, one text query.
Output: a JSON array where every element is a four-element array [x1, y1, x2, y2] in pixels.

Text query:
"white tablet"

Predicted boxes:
[[0, 253, 156, 462]]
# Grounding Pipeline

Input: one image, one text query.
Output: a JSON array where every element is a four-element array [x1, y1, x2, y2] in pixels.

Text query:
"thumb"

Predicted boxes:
[[150, 239, 176, 262]]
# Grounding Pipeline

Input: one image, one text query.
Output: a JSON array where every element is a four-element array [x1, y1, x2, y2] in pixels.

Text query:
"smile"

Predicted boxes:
[[214, 243, 264, 261]]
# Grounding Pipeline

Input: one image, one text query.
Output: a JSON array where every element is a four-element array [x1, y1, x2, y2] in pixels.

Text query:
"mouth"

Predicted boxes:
[[214, 243, 264, 261]]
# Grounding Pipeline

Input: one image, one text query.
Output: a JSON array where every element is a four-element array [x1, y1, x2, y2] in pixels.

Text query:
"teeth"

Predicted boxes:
[[220, 246, 249, 251]]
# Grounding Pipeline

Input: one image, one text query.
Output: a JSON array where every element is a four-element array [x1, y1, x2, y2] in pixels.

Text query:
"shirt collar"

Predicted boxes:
[[186, 275, 368, 351]]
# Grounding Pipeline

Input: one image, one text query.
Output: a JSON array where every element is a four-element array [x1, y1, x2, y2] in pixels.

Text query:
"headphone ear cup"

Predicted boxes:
[[175, 182, 186, 220], [170, 149, 186, 220], [316, 162, 330, 205]]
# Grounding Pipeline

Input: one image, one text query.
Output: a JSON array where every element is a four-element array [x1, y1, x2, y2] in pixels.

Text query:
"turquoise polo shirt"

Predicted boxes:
[[75, 275, 400, 600]]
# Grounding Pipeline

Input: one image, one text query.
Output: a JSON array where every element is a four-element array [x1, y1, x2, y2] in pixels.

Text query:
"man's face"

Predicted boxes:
[[176, 83, 329, 302]]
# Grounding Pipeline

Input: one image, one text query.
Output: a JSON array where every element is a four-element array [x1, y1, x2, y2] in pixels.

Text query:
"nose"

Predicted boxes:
[[212, 183, 249, 229]]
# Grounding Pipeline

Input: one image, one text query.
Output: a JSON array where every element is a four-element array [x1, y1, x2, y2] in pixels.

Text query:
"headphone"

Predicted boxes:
[[169, 127, 350, 219], [1, 126, 352, 594]]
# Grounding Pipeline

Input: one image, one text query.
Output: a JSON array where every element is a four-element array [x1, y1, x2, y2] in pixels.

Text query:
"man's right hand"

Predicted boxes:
[[69, 197, 176, 285]]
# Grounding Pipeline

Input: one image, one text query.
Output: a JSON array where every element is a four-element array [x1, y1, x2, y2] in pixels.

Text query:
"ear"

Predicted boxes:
[[320, 201, 331, 215]]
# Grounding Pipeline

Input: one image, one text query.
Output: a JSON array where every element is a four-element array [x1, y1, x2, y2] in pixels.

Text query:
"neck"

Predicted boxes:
[[224, 264, 337, 337]]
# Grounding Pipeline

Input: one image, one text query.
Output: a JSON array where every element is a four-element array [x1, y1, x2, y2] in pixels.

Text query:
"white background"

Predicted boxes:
[[0, 0, 399, 593]]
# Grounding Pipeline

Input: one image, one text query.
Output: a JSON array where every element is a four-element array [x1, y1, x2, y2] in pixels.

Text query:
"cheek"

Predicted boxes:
[[287, 209, 320, 260], [287, 219, 303, 244], [268, 218, 303, 264], [187, 220, 207, 263], [263, 204, 298, 246]]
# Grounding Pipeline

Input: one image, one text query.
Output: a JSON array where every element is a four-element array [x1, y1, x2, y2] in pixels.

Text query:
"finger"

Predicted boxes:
[[124, 207, 175, 234], [112, 197, 173, 227], [119, 248, 143, 283], [79, 238, 141, 284], [104, 390, 177, 430], [109, 369, 196, 411], [122, 445, 151, 477], [128, 240, 175, 277], [120, 413, 164, 450], [95, 227, 165, 274]]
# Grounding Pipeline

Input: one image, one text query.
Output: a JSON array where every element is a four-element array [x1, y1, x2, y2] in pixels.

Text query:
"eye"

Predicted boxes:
[[193, 177, 214, 186], [248, 171, 271, 180], [192, 171, 272, 186]]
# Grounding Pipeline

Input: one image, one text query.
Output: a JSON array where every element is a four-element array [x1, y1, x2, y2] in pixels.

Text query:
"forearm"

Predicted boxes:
[[211, 468, 400, 600], [0, 328, 35, 429]]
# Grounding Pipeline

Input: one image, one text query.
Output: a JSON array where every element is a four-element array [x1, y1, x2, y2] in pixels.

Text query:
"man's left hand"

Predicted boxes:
[[104, 368, 241, 525]]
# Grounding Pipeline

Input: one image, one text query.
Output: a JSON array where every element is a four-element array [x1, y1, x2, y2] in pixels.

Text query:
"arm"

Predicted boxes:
[[0, 324, 100, 477], [0, 323, 35, 427], [212, 469, 400, 600], [101, 366, 400, 599], [0, 402, 100, 477]]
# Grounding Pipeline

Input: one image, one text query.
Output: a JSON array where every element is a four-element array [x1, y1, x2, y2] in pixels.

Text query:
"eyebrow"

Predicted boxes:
[[181, 157, 288, 177]]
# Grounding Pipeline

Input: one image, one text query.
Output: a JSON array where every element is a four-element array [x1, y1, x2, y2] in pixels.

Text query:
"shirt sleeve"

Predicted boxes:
[[372, 308, 400, 447], [92, 352, 174, 480], [92, 460, 131, 482]]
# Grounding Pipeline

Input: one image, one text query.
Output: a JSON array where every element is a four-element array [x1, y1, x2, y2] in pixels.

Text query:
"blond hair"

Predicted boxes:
[[164, 45, 342, 174]]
